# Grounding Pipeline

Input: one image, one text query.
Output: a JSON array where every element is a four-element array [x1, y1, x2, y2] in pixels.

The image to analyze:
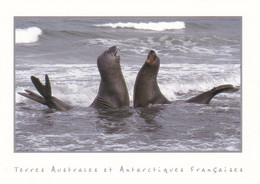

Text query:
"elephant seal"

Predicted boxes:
[[18, 46, 129, 111], [133, 50, 239, 108], [90, 46, 130, 109], [133, 50, 171, 108]]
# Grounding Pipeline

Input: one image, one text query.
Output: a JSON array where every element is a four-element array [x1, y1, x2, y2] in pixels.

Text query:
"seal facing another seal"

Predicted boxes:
[[18, 47, 239, 110], [91, 46, 130, 109], [133, 50, 170, 108], [133, 50, 239, 108], [18, 46, 129, 111]]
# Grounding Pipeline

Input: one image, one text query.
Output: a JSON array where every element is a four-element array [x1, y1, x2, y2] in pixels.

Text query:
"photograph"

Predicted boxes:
[[15, 17, 241, 152]]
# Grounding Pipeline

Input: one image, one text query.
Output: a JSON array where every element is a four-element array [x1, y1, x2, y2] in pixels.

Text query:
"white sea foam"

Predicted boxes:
[[15, 27, 42, 44], [95, 21, 185, 31], [16, 63, 240, 106]]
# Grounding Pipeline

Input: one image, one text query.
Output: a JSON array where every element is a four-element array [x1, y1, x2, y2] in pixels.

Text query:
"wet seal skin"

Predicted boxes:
[[18, 46, 130, 111], [134, 50, 239, 107], [133, 50, 171, 108], [18, 74, 72, 111], [18, 47, 239, 110], [186, 84, 239, 104], [90, 46, 130, 109]]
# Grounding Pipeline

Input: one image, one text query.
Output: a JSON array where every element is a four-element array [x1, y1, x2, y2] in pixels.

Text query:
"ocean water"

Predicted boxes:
[[15, 17, 241, 152]]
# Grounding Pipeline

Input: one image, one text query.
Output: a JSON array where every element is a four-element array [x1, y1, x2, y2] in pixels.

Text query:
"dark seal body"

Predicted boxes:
[[91, 46, 130, 109], [18, 46, 129, 111], [133, 50, 238, 108], [18, 48, 238, 110], [133, 50, 170, 108]]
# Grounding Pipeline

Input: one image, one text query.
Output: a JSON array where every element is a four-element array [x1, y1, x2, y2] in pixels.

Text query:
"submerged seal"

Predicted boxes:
[[90, 46, 130, 109], [133, 50, 170, 108], [133, 50, 239, 107], [186, 84, 239, 104]]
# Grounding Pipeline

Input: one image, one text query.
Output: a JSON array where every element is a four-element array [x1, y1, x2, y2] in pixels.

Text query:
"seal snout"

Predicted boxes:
[[108, 46, 118, 56]]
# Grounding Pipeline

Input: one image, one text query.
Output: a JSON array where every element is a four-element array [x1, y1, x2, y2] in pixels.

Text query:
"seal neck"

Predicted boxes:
[[141, 62, 159, 80]]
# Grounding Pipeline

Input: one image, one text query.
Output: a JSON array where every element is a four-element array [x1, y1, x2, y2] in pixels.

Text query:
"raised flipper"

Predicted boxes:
[[186, 84, 239, 104], [18, 74, 72, 111], [18, 89, 47, 105], [31, 75, 52, 100]]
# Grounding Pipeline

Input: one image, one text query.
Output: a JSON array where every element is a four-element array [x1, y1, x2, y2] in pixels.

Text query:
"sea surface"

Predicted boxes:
[[15, 17, 241, 152]]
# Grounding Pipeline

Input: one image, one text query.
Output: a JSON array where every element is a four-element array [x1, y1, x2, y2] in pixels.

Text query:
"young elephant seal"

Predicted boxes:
[[91, 46, 130, 109]]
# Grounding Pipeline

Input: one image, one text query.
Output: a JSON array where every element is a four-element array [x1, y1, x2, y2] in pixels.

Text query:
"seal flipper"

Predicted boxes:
[[31, 74, 51, 100], [45, 74, 52, 98], [18, 74, 72, 111], [18, 90, 47, 105], [186, 84, 239, 104]]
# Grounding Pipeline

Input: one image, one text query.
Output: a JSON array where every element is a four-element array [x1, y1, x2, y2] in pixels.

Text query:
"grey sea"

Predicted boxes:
[[15, 17, 241, 152]]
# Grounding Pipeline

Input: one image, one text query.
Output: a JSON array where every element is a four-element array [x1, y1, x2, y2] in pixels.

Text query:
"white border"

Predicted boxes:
[[1, 0, 260, 183]]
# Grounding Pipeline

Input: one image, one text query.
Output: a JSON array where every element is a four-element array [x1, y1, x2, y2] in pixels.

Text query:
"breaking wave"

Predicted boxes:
[[15, 27, 42, 44], [95, 21, 185, 31]]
